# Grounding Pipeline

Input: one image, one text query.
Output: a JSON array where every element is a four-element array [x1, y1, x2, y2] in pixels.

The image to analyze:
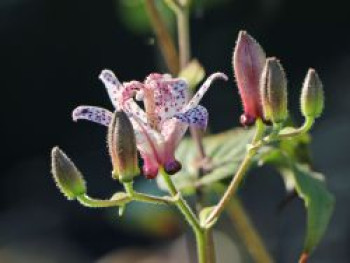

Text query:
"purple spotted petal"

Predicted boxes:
[[185, 72, 228, 111], [143, 74, 189, 129], [174, 105, 208, 129], [99, 69, 122, 109], [154, 78, 188, 122], [72, 106, 113, 126]]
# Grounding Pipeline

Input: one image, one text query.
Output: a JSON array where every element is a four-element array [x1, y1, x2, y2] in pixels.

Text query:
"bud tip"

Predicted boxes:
[[51, 146, 86, 200]]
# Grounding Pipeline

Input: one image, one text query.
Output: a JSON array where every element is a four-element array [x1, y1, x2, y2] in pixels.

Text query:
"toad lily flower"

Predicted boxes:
[[72, 70, 227, 179]]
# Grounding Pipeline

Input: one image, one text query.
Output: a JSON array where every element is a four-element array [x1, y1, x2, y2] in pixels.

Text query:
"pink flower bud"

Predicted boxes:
[[233, 31, 267, 126]]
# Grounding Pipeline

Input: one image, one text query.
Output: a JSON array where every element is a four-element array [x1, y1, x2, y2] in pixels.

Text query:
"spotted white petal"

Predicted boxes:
[[161, 118, 188, 153], [72, 106, 113, 126], [174, 105, 208, 129], [143, 73, 189, 129], [155, 78, 188, 123], [99, 69, 122, 109], [185, 72, 228, 111]]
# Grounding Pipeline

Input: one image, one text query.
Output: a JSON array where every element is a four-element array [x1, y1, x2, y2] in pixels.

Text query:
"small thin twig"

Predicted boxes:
[[204, 119, 266, 226], [145, 0, 179, 75]]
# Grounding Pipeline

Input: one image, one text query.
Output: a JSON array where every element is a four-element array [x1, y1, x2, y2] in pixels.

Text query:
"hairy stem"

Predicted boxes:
[[124, 182, 175, 205], [160, 167, 209, 263], [77, 194, 130, 208], [278, 117, 314, 139]]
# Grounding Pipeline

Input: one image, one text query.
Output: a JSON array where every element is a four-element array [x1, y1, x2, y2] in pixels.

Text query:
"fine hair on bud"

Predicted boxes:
[[107, 111, 140, 182], [260, 57, 288, 123], [300, 68, 324, 118], [233, 30, 267, 126], [51, 147, 87, 200]]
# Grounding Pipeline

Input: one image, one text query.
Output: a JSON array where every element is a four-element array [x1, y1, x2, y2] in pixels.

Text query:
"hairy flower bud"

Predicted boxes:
[[51, 147, 87, 200], [260, 57, 288, 123], [300, 69, 324, 118], [107, 111, 140, 182], [233, 30, 267, 126]]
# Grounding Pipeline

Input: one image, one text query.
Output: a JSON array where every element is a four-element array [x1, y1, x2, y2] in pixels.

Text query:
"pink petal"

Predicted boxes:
[[233, 31, 266, 125], [141, 155, 159, 179], [174, 105, 208, 129], [128, 111, 163, 165], [72, 106, 113, 126], [161, 119, 188, 158], [122, 81, 144, 102], [185, 72, 228, 111]]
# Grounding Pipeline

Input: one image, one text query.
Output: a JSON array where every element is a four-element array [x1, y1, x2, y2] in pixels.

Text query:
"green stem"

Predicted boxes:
[[160, 167, 208, 263], [160, 168, 201, 231], [145, 0, 179, 74], [251, 117, 314, 150], [124, 182, 175, 205], [277, 117, 314, 139], [124, 182, 134, 195], [204, 228, 216, 263], [204, 119, 265, 226], [195, 229, 207, 263], [177, 6, 190, 68], [77, 194, 130, 208]]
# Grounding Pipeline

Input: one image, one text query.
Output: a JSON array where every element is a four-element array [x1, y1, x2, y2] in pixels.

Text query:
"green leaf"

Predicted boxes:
[[179, 59, 205, 90], [259, 132, 334, 255], [281, 164, 335, 254], [157, 128, 255, 194]]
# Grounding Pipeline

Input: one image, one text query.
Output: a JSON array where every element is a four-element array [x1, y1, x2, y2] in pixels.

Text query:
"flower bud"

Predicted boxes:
[[260, 57, 288, 123], [300, 69, 324, 118], [233, 30, 266, 126], [51, 147, 87, 200], [107, 111, 140, 182]]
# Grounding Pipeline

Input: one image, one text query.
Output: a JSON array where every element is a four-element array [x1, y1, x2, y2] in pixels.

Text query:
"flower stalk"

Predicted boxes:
[[160, 167, 209, 263], [204, 119, 266, 226], [144, 0, 179, 74]]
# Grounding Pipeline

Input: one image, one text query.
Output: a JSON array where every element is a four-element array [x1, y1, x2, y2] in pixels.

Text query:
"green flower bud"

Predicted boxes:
[[260, 57, 288, 123], [300, 69, 324, 118], [107, 111, 140, 183], [51, 147, 87, 200]]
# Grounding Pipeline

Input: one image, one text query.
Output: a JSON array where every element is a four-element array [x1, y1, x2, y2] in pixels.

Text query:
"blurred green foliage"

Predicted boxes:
[[116, 0, 230, 35], [156, 126, 334, 254]]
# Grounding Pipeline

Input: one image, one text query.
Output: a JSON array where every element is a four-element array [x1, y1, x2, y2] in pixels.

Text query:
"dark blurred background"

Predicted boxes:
[[1, 0, 350, 262]]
